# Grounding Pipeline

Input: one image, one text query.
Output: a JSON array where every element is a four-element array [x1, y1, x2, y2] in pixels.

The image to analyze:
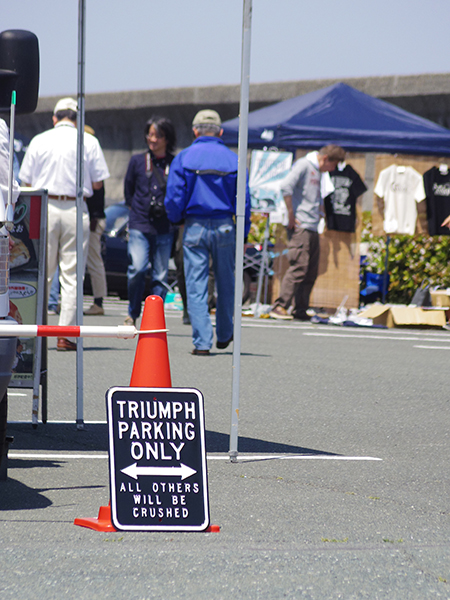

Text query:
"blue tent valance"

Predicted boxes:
[[221, 83, 450, 156]]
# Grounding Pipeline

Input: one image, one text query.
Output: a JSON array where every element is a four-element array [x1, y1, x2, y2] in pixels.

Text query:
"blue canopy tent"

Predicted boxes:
[[221, 82, 450, 156]]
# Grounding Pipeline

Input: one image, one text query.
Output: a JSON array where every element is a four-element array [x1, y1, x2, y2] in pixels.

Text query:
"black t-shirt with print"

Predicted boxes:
[[423, 166, 450, 236], [324, 164, 367, 232]]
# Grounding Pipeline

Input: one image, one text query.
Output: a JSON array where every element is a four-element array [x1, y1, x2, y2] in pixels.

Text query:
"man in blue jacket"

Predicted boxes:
[[165, 110, 251, 355]]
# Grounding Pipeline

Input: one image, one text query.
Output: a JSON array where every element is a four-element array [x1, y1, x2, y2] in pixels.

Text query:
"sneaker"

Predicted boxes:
[[123, 316, 136, 326], [57, 337, 77, 351], [191, 348, 210, 356], [84, 303, 104, 316], [269, 306, 293, 320]]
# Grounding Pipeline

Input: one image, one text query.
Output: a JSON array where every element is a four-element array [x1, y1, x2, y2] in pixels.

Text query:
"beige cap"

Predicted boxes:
[[192, 109, 221, 127], [53, 97, 78, 114]]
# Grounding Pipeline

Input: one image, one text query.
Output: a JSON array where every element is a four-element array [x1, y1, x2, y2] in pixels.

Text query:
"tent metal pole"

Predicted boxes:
[[76, 0, 86, 430], [229, 0, 252, 462], [254, 214, 270, 314], [382, 235, 390, 303], [6, 91, 16, 226]]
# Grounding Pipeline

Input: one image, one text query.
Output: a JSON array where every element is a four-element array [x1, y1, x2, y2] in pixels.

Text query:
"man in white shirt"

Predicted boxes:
[[19, 98, 110, 350]]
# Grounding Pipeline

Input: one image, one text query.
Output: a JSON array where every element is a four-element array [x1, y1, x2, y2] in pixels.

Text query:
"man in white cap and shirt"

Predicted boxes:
[[19, 98, 110, 350]]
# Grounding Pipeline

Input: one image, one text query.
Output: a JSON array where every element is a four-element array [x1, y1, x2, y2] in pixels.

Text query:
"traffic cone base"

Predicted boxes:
[[74, 503, 117, 532]]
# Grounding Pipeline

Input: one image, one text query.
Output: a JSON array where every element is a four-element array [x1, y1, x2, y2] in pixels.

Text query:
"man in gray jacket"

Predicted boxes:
[[270, 145, 345, 321]]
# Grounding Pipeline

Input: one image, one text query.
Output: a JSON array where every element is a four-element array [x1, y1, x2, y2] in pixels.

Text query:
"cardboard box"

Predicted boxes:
[[430, 289, 450, 308], [359, 304, 446, 328]]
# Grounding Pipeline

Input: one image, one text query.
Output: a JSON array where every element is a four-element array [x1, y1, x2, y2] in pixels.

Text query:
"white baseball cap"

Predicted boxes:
[[192, 109, 221, 127], [53, 97, 78, 114]]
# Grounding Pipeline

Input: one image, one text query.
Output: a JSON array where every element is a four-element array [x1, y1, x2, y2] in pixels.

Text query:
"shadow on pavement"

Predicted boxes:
[[0, 470, 104, 511], [205, 430, 339, 455], [6, 423, 338, 456], [6, 423, 109, 452], [0, 478, 53, 511]]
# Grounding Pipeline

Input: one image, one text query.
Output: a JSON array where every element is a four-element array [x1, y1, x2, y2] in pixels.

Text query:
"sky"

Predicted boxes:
[[2, 0, 450, 98]]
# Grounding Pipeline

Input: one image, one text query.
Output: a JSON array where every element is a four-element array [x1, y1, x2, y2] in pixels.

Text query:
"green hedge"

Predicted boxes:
[[361, 212, 450, 304], [247, 213, 279, 246]]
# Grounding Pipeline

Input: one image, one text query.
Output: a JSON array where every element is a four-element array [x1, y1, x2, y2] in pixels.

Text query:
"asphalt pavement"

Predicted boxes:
[[1, 297, 450, 599]]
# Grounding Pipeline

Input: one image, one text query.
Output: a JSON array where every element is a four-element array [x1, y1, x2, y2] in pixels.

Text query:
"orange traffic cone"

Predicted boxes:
[[130, 295, 171, 387], [74, 295, 171, 532]]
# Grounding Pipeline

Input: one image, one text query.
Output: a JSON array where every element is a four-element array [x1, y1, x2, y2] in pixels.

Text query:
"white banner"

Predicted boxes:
[[249, 150, 292, 223]]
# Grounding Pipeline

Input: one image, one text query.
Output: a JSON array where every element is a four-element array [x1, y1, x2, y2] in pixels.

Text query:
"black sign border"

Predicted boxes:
[[106, 386, 209, 532]]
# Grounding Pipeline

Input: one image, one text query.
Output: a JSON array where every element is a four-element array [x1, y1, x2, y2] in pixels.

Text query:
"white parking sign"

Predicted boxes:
[[106, 387, 209, 531]]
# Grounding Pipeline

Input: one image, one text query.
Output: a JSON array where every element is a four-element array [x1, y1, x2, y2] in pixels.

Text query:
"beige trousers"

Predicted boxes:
[[47, 199, 90, 338], [86, 217, 107, 299]]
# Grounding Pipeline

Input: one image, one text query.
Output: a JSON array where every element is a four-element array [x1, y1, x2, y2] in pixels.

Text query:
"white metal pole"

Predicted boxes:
[[6, 91, 16, 227], [229, 0, 252, 462], [254, 215, 270, 314], [76, 0, 86, 429]]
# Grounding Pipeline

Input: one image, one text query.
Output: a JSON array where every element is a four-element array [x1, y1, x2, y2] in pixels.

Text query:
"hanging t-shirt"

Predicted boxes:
[[374, 165, 426, 235], [423, 166, 450, 236], [324, 164, 367, 232]]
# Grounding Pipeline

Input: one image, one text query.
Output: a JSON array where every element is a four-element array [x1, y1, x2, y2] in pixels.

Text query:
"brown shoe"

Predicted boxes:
[[57, 337, 77, 351], [191, 348, 210, 356], [269, 306, 293, 320]]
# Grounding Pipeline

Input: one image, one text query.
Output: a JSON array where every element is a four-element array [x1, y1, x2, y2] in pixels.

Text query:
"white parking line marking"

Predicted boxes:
[[8, 420, 108, 425], [8, 452, 381, 462], [9, 453, 108, 459], [236, 320, 450, 339], [304, 332, 450, 342], [207, 455, 382, 462], [414, 345, 450, 350], [241, 322, 315, 330]]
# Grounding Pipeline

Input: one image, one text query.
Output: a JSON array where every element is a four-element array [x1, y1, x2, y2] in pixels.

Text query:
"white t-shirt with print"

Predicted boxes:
[[374, 165, 425, 235]]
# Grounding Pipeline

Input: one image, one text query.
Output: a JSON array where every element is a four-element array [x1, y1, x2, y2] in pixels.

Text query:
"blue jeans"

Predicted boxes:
[[127, 228, 174, 320], [183, 217, 235, 350]]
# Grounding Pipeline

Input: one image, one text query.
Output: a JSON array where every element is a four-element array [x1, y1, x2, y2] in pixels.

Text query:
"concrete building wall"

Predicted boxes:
[[14, 73, 450, 202]]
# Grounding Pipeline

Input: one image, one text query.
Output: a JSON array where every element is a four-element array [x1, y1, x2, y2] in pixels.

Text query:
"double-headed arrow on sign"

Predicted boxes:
[[121, 462, 197, 481]]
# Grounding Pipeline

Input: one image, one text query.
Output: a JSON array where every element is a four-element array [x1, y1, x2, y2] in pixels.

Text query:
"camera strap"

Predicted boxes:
[[145, 152, 169, 220], [145, 151, 168, 193]]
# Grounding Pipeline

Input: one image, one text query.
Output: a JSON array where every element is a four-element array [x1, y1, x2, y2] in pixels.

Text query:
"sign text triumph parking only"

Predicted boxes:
[[106, 387, 209, 531]]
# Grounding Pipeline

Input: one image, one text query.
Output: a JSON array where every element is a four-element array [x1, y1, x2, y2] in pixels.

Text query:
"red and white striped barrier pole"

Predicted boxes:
[[0, 324, 168, 338]]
